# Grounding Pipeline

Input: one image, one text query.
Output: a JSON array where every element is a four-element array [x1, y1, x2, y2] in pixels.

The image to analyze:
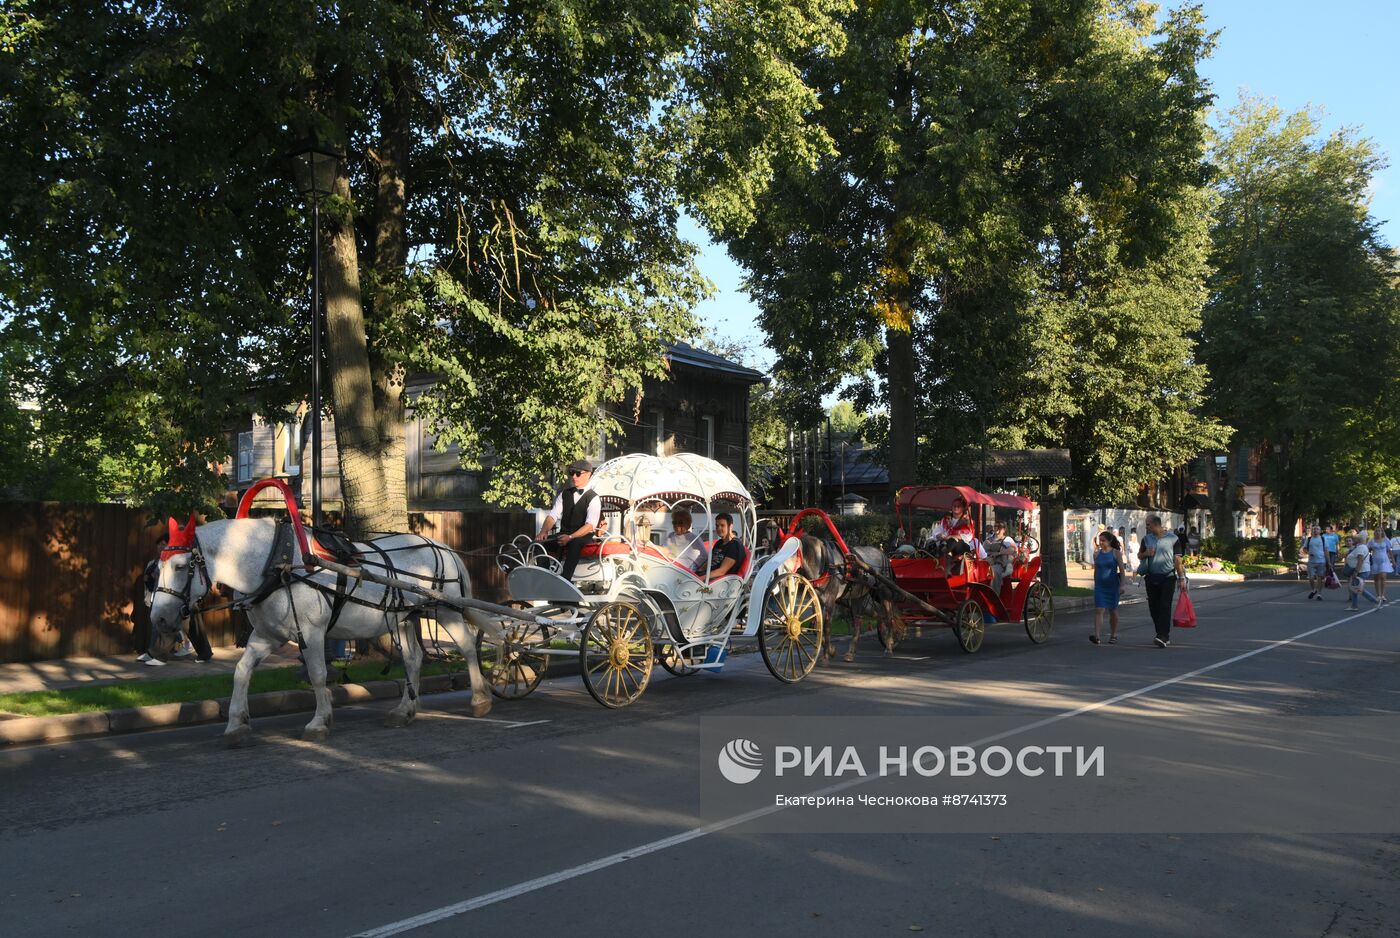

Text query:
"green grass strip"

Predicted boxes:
[[0, 660, 456, 717]]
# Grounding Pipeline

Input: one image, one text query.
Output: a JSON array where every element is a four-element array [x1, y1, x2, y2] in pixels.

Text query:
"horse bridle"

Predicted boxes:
[[155, 540, 212, 621]]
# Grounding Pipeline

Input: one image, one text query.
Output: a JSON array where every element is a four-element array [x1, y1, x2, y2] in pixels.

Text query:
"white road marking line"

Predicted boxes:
[[349, 606, 1377, 938], [890, 656, 931, 661], [424, 714, 552, 728]]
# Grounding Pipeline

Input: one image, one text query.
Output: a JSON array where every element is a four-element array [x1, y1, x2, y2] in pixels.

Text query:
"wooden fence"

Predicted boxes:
[[0, 502, 533, 664]]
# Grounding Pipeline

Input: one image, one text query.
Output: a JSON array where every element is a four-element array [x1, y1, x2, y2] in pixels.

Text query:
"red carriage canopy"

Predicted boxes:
[[895, 485, 1036, 523]]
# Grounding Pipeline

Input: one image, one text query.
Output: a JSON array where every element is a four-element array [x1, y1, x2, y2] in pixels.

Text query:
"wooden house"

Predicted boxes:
[[225, 342, 766, 512]]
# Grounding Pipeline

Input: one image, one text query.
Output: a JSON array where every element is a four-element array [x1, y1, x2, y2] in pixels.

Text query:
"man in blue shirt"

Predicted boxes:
[[1322, 523, 1340, 566]]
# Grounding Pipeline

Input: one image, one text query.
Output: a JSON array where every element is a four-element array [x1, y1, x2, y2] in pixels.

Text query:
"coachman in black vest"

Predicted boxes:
[[537, 458, 599, 580]]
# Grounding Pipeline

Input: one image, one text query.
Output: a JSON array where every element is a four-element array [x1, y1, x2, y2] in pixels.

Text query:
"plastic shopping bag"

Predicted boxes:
[[1172, 587, 1198, 629], [1324, 566, 1341, 590]]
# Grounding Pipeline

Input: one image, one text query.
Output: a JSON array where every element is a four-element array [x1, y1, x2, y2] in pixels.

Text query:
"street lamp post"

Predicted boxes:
[[289, 136, 343, 530]]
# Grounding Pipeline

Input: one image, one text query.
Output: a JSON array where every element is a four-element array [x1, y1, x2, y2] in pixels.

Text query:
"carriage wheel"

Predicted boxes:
[[1022, 581, 1054, 644], [475, 601, 550, 699], [580, 601, 654, 708], [659, 643, 701, 676], [759, 573, 823, 683], [953, 599, 985, 653]]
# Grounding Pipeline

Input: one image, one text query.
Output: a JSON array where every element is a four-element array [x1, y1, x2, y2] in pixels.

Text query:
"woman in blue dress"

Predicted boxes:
[[1091, 531, 1126, 644]]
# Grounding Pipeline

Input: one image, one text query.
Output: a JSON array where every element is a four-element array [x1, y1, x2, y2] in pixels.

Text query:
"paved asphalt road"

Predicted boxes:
[[3, 580, 1398, 938]]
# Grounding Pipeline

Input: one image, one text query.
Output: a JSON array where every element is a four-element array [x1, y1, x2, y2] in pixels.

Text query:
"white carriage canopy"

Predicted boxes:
[[588, 453, 753, 510]]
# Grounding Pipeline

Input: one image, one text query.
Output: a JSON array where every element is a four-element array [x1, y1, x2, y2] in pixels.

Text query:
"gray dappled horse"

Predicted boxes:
[[149, 514, 494, 746], [794, 534, 904, 662]]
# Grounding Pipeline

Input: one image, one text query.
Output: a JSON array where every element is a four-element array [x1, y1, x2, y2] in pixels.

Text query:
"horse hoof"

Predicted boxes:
[[301, 725, 330, 743], [383, 711, 413, 729], [223, 725, 253, 748], [470, 700, 492, 718]]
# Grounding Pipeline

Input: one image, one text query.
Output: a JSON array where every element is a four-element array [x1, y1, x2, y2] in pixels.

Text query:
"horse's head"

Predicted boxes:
[[150, 512, 211, 634]]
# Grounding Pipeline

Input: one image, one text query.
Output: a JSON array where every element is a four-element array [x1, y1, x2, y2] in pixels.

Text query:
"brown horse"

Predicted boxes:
[[794, 535, 905, 662]]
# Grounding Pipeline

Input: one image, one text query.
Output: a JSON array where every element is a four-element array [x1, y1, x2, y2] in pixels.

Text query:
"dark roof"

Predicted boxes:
[[1180, 492, 1213, 510], [951, 448, 1072, 480], [666, 342, 767, 383], [838, 447, 889, 487]]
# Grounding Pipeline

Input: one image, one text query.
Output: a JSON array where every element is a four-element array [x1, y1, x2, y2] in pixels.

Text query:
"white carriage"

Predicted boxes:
[[479, 453, 824, 707]]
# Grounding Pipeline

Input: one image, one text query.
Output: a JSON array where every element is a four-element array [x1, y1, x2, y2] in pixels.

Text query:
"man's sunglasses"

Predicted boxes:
[[570, 469, 589, 477]]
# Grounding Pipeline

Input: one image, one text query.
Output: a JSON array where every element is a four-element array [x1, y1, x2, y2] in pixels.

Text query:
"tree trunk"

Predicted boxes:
[[1040, 483, 1068, 590], [322, 159, 398, 539], [368, 63, 412, 532], [1278, 495, 1297, 563], [885, 317, 917, 493], [1211, 436, 1239, 549]]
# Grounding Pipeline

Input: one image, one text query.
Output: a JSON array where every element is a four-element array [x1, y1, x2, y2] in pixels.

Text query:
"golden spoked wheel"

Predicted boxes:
[[953, 598, 985, 653], [1022, 581, 1054, 644], [476, 601, 550, 699], [758, 573, 823, 683], [580, 601, 654, 708]]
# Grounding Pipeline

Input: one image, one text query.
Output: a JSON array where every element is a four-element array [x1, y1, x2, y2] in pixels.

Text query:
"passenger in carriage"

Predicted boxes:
[[536, 459, 599, 580], [706, 512, 747, 578], [929, 495, 986, 572], [989, 521, 1017, 595], [664, 508, 709, 572]]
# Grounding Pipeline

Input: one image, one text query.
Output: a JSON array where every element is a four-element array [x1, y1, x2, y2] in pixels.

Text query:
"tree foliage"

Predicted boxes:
[[1202, 97, 1400, 535], [0, 0, 848, 521], [719, 0, 1224, 501]]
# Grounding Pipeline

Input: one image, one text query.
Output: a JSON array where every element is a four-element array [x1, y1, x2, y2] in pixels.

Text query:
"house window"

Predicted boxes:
[[654, 410, 665, 457], [701, 415, 715, 459], [236, 431, 253, 482], [283, 419, 301, 476]]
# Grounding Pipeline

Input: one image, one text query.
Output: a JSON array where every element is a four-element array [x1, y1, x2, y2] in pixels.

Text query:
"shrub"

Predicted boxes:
[[1199, 536, 1279, 563], [794, 511, 897, 548]]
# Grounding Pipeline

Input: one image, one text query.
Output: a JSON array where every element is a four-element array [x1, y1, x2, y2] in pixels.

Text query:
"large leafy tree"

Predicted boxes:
[[722, 0, 1219, 499], [0, 0, 846, 532], [1202, 97, 1400, 549]]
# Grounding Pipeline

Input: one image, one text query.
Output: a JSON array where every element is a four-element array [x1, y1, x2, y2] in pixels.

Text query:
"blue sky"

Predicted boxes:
[[688, 0, 1400, 368]]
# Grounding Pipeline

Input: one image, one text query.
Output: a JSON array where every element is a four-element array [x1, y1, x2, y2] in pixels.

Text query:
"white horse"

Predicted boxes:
[[149, 514, 495, 746]]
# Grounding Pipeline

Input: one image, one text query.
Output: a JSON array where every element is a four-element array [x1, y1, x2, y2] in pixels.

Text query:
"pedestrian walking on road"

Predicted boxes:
[[1367, 530, 1392, 603], [1141, 515, 1186, 647], [1303, 525, 1328, 600], [1125, 527, 1141, 578], [1090, 532, 1126, 645], [1323, 523, 1340, 566], [1344, 535, 1380, 610]]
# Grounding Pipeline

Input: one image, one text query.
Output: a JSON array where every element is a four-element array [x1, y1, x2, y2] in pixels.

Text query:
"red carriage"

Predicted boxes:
[[784, 485, 1053, 655]]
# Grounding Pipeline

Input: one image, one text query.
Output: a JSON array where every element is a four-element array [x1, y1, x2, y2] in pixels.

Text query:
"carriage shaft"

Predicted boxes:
[[310, 556, 553, 625]]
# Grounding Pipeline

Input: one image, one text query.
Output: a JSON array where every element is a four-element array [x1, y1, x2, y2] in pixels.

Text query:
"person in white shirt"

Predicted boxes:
[[1303, 525, 1328, 600], [664, 508, 708, 573], [989, 521, 1017, 595], [1345, 535, 1380, 610], [536, 459, 601, 579], [1367, 529, 1392, 603]]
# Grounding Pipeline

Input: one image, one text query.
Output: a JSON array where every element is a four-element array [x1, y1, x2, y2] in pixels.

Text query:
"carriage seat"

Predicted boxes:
[[578, 540, 633, 560]]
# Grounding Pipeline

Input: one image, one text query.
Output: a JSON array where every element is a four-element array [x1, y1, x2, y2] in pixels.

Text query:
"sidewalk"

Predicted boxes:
[[0, 645, 303, 696]]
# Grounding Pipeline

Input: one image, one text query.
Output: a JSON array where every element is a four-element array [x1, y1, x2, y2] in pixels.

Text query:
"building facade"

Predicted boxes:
[[226, 342, 765, 513]]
